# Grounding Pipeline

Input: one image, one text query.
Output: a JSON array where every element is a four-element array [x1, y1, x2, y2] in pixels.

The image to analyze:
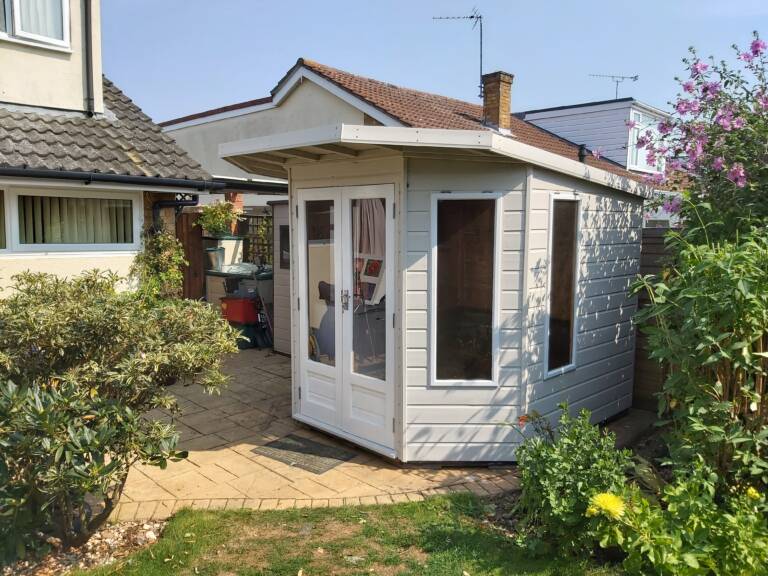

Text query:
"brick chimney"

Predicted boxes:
[[482, 71, 514, 132]]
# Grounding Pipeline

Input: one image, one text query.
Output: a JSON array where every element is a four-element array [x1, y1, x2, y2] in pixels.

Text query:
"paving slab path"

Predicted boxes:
[[115, 349, 518, 521]]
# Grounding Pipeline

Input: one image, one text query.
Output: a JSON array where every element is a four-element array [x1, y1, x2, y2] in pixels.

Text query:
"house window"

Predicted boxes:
[[2, 0, 69, 47], [629, 111, 663, 173], [431, 193, 500, 386], [547, 197, 579, 374], [0, 190, 6, 249], [1, 189, 141, 252], [279, 224, 290, 269]]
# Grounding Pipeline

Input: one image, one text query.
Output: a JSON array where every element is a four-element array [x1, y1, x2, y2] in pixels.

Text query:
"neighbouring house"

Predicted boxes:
[[187, 59, 649, 463], [519, 98, 674, 226], [0, 0, 218, 290]]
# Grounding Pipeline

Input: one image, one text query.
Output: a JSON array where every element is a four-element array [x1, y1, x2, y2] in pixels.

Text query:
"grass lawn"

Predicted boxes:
[[77, 494, 622, 576]]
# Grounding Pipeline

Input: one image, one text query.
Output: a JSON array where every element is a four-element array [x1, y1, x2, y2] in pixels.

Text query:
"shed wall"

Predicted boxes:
[[271, 202, 291, 355], [404, 159, 527, 461], [524, 168, 643, 424]]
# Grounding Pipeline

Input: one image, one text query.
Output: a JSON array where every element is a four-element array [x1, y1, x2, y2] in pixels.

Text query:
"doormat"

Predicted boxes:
[[251, 434, 358, 474]]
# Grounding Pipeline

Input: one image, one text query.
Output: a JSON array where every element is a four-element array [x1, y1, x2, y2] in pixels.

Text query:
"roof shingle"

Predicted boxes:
[[0, 78, 210, 181]]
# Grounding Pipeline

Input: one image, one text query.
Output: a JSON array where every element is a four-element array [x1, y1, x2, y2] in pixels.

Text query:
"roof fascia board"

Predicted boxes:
[[219, 124, 344, 159], [162, 100, 277, 131], [272, 67, 403, 127], [630, 101, 671, 119], [0, 176, 196, 195], [523, 100, 633, 120]]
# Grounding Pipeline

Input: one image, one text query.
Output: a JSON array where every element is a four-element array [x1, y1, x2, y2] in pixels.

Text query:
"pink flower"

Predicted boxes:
[[732, 117, 745, 129], [636, 134, 650, 149], [739, 51, 755, 63], [646, 150, 657, 165], [658, 120, 673, 135], [591, 148, 604, 159], [712, 157, 725, 171], [715, 107, 734, 130], [751, 38, 767, 56], [758, 92, 768, 110], [727, 162, 747, 188], [691, 60, 709, 77], [682, 80, 696, 93], [645, 173, 667, 186], [702, 82, 721, 100], [663, 196, 683, 213], [625, 119, 637, 129]]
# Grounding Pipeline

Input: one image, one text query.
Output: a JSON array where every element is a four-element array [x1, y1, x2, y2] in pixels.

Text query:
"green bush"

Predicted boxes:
[[130, 229, 188, 300], [0, 271, 239, 562], [196, 201, 242, 237], [632, 227, 768, 485], [513, 405, 632, 555], [591, 462, 768, 575]]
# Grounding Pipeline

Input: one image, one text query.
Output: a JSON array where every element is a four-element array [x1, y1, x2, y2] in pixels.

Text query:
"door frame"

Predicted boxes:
[[294, 184, 397, 458]]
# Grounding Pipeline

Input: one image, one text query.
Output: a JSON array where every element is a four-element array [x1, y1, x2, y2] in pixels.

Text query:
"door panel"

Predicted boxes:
[[297, 185, 395, 452]]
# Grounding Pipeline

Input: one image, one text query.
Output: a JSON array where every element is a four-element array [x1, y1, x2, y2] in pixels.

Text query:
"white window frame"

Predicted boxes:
[[627, 110, 662, 174], [0, 186, 9, 253], [3, 0, 70, 49], [4, 187, 143, 253], [429, 191, 503, 388], [543, 192, 581, 379]]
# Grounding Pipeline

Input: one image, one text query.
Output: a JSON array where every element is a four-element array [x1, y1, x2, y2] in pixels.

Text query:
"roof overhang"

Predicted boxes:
[[219, 124, 652, 197]]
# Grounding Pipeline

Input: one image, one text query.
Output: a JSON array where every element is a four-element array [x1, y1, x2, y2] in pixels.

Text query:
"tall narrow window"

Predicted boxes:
[[434, 197, 496, 382], [547, 199, 579, 373], [305, 200, 335, 367], [0, 1, 8, 33], [0, 190, 6, 249]]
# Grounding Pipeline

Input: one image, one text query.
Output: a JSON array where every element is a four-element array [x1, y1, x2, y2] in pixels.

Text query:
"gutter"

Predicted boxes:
[[0, 167, 225, 191], [84, 0, 95, 116]]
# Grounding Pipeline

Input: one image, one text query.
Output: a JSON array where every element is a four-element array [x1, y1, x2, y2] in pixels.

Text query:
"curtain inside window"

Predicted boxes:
[[18, 0, 63, 40], [0, 1, 7, 33], [17, 195, 133, 245]]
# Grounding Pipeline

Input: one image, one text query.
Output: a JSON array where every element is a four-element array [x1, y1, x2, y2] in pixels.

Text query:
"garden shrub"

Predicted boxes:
[[196, 200, 242, 237], [591, 461, 768, 575], [0, 271, 239, 562], [130, 228, 188, 299], [513, 405, 632, 554]]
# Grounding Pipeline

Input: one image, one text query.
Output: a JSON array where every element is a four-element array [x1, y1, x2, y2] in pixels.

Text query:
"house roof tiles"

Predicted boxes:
[[0, 78, 210, 181]]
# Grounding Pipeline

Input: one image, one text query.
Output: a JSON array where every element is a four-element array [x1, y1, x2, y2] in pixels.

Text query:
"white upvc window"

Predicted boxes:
[[429, 191, 502, 388], [1, 0, 70, 49], [628, 110, 663, 173], [544, 193, 581, 378], [0, 187, 142, 253]]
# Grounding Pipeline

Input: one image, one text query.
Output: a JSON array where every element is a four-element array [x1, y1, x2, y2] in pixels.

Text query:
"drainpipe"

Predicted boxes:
[[84, 0, 95, 116], [151, 196, 199, 231], [578, 144, 588, 163]]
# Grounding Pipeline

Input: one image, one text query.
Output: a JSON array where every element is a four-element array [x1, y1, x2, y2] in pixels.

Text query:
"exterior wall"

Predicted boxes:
[[0, 0, 103, 113], [523, 101, 632, 167], [524, 168, 643, 424], [271, 202, 291, 355], [403, 159, 527, 462], [165, 81, 366, 181]]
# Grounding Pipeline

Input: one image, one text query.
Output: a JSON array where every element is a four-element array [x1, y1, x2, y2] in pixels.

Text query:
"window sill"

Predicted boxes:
[[544, 364, 576, 380], [0, 250, 138, 258], [0, 32, 71, 53], [430, 379, 498, 388]]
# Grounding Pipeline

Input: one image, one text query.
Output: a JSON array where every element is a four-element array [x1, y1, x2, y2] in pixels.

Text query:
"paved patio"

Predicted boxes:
[[113, 349, 517, 521]]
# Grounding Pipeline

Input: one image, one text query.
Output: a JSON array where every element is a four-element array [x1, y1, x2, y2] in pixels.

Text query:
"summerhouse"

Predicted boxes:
[[189, 59, 648, 462]]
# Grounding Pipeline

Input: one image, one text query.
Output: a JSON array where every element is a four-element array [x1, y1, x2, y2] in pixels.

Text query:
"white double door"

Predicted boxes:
[[296, 184, 395, 452]]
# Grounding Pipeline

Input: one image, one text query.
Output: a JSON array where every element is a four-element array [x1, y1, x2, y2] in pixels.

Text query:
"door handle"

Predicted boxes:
[[341, 289, 350, 311]]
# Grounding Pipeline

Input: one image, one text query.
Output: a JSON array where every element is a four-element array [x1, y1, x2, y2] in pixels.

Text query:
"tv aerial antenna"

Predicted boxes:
[[433, 7, 484, 98], [589, 73, 639, 99]]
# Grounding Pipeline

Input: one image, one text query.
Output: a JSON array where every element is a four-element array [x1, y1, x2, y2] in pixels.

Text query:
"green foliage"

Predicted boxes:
[[513, 405, 632, 555], [593, 462, 768, 576], [129, 229, 187, 300], [196, 201, 242, 237], [0, 271, 239, 562], [632, 227, 768, 484]]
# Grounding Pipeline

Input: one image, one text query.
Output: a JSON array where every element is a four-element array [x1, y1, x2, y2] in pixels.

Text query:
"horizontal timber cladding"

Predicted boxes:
[[524, 168, 644, 426], [403, 159, 527, 462]]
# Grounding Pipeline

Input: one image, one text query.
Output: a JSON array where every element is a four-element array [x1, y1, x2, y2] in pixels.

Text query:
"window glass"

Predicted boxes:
[[548, 200, 578, 372], [279, 224, 290, 269], [0, 190, 6, 249], [436, 198, 495, 381], [0, 2, 8, 33], [17, 195, 133, 245], [18, 0, 64, 40], [306, 200, 335, 367]]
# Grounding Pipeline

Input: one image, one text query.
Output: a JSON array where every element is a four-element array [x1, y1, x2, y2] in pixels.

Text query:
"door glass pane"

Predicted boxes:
[[306, 200, 335, 366], [548, 200, 578, 371], [351, 198, 386, 380], [436, 199, 495, 381]]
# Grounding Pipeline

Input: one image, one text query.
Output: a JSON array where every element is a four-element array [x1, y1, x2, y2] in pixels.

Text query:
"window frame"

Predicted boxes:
[[0, 187, 9, 252], [543, 192, 581, 379], [2, 0, 70, 49], [627, 110, 663, 174], [4, 187, 143, 253], [429, 191, 503, 388]]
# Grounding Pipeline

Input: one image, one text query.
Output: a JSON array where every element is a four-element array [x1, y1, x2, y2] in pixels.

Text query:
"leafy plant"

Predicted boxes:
[[130, 228, 187, 299], [592, 461, 768, 575], [0, 271, 239, 562], [513, 405, 632, 555], [196, 201, 242, 237]]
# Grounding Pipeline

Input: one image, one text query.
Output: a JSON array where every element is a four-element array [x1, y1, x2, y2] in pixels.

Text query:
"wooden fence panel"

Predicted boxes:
[[634, 228, 673, 411], [177, 212, 204, 300]]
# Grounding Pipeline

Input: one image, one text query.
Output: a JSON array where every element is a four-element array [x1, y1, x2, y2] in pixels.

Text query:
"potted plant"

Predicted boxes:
[[197, 201, 243, 238]]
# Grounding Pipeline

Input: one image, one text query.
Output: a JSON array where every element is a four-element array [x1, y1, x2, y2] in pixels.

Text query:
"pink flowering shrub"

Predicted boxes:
[[641, 32, 767, 241]]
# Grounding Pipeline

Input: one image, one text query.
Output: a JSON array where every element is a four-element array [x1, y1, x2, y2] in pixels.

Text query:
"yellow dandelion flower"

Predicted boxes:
[[590, 493, 625, 520], [747, 487, 760, 501], [585, 505, 598, 517]]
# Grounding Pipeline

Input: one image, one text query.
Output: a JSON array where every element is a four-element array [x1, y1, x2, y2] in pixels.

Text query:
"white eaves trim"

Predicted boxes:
[[164, 66, 403, 132], [219, 124, 652, 197]]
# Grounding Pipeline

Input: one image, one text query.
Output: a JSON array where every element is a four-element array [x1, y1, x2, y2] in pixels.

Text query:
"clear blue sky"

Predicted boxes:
[[102, 0, 767, 123]]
